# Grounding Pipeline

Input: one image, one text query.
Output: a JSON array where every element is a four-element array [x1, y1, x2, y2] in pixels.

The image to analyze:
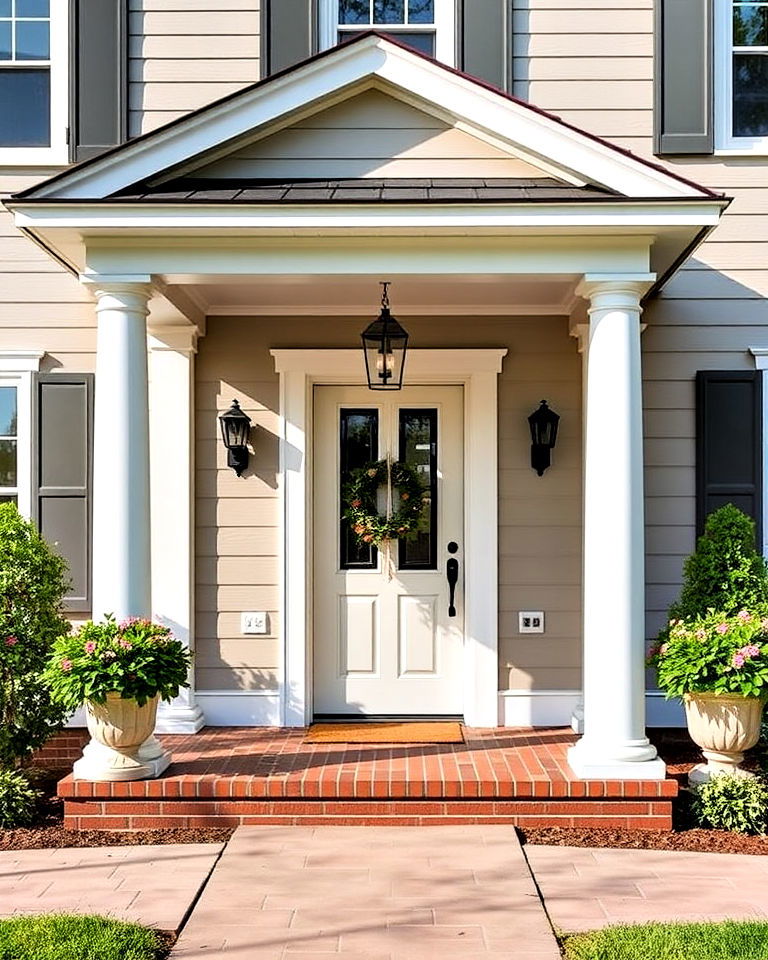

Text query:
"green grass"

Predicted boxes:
[[0, 914, 165, 960], [562, 921, 768, 959]]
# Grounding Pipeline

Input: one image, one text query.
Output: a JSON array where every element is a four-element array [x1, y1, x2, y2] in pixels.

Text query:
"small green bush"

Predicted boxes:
[[0, 914, 163, 960], [670, 504, 768, 622], [690, 773, 768, 834], [0, 768, 41, 828], [0, 503, 71, 766]]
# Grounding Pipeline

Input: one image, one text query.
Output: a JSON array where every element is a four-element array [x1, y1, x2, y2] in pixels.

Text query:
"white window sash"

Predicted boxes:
[[0, 374, 32, 518], [0, 1, 69, 166], [715, 0, 768, 154], [319, 0, 455, 66]]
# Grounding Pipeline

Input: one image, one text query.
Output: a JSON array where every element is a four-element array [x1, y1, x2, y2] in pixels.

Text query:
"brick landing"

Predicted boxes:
[[56, 727, 677, 831]]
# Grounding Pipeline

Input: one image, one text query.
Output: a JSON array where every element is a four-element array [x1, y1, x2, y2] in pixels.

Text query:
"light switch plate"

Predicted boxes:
[[241, 611, 268, 635], [519, 611, 544, 634]]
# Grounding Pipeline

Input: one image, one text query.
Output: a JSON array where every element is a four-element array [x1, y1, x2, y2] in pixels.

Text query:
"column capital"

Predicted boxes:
[[576, 274, 656, 314], [80, 275, 153, 314]]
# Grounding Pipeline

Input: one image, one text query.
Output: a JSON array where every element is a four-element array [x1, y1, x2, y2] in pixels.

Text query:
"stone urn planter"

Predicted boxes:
[[73, 693, 171, 782], [684, 692, 765, 785]]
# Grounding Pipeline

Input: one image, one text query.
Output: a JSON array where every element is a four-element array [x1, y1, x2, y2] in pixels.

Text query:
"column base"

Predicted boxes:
[[155, 702, 205, 734], [568, 739, 667, 780]]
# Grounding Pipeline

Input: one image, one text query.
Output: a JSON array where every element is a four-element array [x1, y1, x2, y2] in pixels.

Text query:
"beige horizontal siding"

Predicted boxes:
[[128, 0, 259, 136], [196, 314, 582, 694]]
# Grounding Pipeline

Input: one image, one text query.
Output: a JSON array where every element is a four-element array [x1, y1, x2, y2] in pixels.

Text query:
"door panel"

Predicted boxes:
[[313, 385, 464, 717]]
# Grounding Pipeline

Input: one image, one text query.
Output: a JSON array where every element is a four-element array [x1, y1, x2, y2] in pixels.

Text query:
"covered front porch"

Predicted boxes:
[[6, 33, 728, 785]]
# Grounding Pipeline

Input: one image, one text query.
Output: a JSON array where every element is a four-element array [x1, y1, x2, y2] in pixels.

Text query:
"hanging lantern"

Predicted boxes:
[[528, 400, 560, 476], [218, 399, 252, 477], [361, 282, 409, 391]]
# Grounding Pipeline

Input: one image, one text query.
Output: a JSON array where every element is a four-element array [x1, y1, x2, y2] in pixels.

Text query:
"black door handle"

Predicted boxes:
[[447, 557, 459, 617]]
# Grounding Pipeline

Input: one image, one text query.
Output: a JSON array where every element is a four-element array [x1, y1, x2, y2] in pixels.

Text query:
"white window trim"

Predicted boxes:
[[0, 2, 68, 166], [318, 0, 456, 66], [0, 352, 44, 518], [715, 0, 768, 155]]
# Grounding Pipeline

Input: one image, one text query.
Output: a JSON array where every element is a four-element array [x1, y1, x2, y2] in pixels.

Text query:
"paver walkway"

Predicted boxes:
[[526, 844, 768, 933], [172, 825, 561, 959], [0, 844, 223, 932]]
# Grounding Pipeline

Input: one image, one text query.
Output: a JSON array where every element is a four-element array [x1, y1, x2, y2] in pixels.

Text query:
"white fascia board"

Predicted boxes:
[[10, 201, 726, 232], [22, 36, 713, 204]]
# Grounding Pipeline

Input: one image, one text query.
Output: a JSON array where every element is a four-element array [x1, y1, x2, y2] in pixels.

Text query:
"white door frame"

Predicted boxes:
[[271, 348, 507, 727]]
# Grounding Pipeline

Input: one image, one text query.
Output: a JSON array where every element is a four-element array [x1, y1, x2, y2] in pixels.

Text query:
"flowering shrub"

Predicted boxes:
[[42, 617, 191, 711], [691, 773, 768, 834], [0, 768, 41, 828], [648, 609, 768, 699]]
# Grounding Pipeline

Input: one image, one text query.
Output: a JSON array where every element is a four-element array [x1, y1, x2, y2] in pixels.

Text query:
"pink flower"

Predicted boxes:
[[4, 636, 17, 646], [660, 643, 669, 655], [695, 629, 707, 641], [84, 641, 97, 654], [101, 650, 116, 660], [741, 644, 761, 659], [716, 623, 729, 635], [732, 653, 746, 668], [60, 659, 72, 672], [761, 618, 768, 632], [118, 639, 132, 650], [738, 610, 752, 622]]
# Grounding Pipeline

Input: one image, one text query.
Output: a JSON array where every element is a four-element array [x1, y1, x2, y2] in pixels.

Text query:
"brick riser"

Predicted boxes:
[[64, 798, 673, 831]]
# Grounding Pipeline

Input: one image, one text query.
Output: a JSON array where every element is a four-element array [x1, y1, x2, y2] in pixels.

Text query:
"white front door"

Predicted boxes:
[[313, 385, 464, 717]]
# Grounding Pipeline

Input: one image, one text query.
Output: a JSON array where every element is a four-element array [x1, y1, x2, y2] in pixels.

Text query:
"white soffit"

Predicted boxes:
[[15, 35, 715, 203]]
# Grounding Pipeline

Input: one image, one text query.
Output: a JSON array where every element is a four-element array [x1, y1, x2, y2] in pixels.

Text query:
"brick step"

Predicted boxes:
[[63, 797, 673, 831]]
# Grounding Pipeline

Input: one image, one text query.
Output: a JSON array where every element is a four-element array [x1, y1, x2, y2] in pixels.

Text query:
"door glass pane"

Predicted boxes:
[[733, 54, 768, 136], [734, 4, 768, 45], [398, 409, 437, 570], [0, 495, 16, 505], [339, 0, 370, 23], [0, 69, 49, 144], [408, 0, 434, 22], [340, 409, 379, 569], [15, 19, 49, 59], [0, 439, 17, 486], [374, 0, 405, 23], [0, 387, 16, 437]]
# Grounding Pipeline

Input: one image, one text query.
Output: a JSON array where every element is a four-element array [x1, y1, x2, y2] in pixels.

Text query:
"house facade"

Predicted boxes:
[[0, 1, 764, 780]]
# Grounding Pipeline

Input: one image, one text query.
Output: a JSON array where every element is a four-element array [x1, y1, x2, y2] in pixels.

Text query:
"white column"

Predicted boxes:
[[568, 276, 666, 780], [88, 280, 153, 621], [149, 328, 205, 734]]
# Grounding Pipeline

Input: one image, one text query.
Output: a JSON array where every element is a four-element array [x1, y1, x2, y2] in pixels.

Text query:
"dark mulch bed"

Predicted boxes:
[[0, 769, 234, 851], [522, 728, 768, 856]]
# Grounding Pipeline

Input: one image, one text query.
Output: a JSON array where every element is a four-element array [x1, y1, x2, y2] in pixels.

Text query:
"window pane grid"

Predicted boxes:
[[338, 0, 434, 24], [0, 0, 49, 62], [730, 0, 768, 140]]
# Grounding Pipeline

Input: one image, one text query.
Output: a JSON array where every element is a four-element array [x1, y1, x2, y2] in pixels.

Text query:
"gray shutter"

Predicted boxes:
[[461, 0, 509, 91], [696, 371, 762, 543], [69, 0, 128, 162], [34, 375, 93, 613], [654, 0, 713, 154], [266, 0, 315, 75]]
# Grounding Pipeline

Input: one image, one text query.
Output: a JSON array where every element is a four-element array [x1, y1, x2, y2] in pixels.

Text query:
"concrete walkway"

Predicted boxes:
[[0, 844, 223, 932], [526, 844, 768, 933], [172, 826, 560, 959]]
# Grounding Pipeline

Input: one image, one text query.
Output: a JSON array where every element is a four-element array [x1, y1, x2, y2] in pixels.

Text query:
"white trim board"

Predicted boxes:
[[271, 348, 506, 728], [499, 691, 686, 729], [194, 691, 281, 727]]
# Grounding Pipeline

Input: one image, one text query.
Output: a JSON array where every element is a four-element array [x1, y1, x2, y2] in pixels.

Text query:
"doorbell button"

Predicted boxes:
[[447, 541, 459, 554]]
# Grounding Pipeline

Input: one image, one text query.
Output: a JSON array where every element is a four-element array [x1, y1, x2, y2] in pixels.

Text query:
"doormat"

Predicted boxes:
[[304, 722, 464, 744]]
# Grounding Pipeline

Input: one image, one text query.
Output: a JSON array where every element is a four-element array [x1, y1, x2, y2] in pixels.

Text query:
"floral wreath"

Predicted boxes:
[[343, 459, 429, 548]]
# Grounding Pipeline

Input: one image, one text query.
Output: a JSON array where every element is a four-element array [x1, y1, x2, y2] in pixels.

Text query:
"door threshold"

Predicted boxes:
[[312, 714, 464, 723]]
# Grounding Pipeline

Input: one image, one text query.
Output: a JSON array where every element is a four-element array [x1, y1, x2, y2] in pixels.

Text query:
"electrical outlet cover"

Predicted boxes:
[[518, 611, 545, 634], [241, 611, 268, 635]]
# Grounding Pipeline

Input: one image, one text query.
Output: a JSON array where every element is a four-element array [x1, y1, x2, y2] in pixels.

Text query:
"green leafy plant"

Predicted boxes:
[[648, 608, 768, 698], [690, 773, 768, 834], [0, 768, 41, 828], [670, 504, 768, 621], [342, 458, 429, 547], [0, 502, 70, 766], [43, 616, 191, 711]]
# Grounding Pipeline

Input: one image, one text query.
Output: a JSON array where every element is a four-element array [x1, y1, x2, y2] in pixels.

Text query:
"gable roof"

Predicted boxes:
[[14, 31, 717, 204]]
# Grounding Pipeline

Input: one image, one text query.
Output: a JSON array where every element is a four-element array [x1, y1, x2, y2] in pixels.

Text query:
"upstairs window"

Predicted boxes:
[[716, 0, 768, 152], [319, 0, 455, 65], [0, 0, 67, 163]]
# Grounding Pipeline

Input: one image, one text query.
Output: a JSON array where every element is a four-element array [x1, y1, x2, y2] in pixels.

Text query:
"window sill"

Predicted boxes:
[[0, 146, 69, 167]]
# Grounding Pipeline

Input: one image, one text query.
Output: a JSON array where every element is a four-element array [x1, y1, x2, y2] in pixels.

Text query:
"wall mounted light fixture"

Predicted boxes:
[[528, 400, 560, 476], [219, 399, 252, 477], [361, 281, 409, 391]]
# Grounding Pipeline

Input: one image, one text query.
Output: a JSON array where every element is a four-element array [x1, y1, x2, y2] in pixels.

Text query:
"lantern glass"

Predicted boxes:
[[219, 399, 251, 449], [528, 400, 559, 448], [362, 307, 409, 391]]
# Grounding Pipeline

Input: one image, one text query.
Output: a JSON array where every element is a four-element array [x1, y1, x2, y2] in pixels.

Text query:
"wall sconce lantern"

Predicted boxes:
[[219, 399, 252, 477], [361, 281, 409, 391], [528, 400, 560, 476]]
